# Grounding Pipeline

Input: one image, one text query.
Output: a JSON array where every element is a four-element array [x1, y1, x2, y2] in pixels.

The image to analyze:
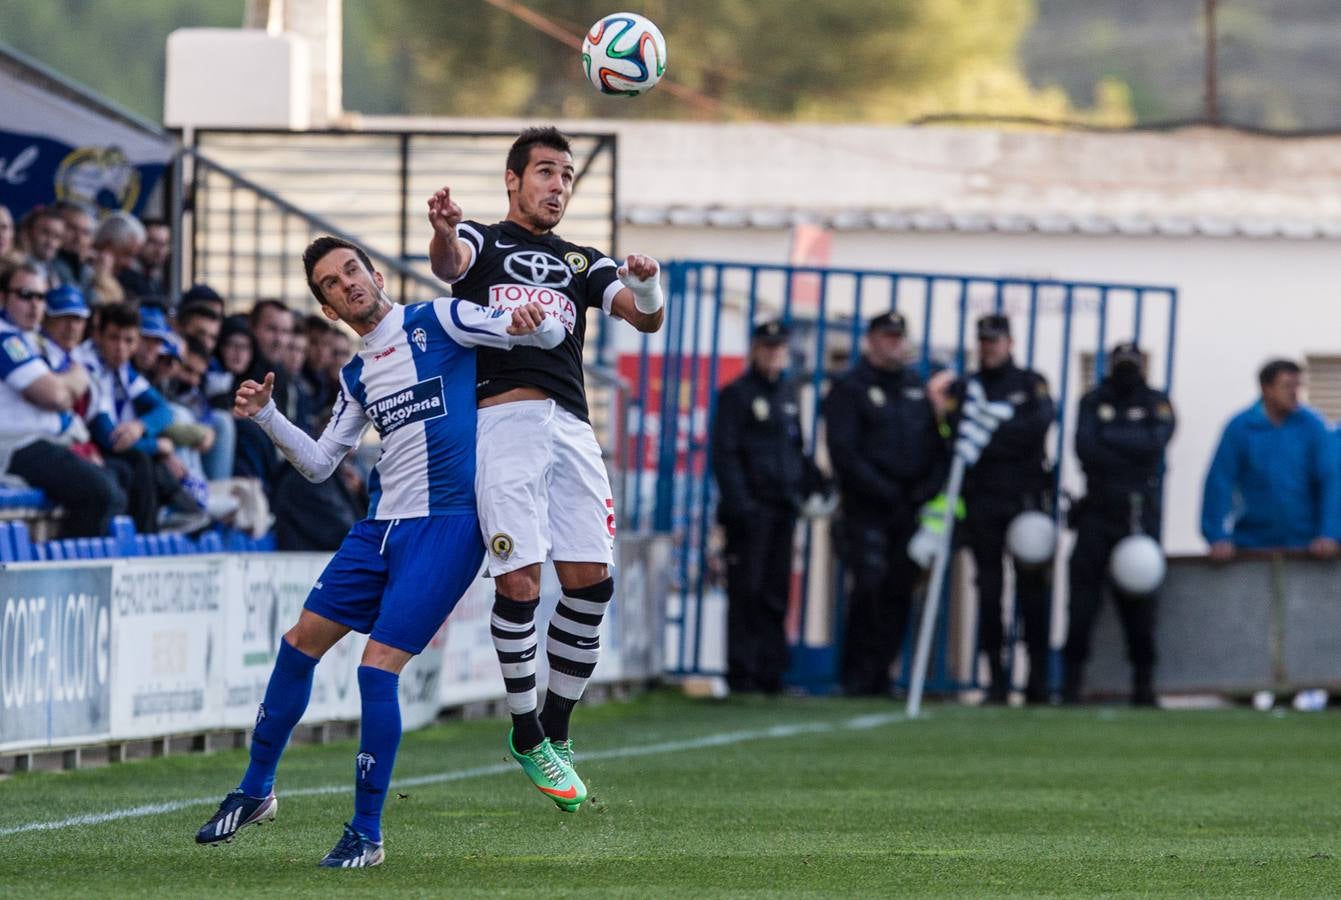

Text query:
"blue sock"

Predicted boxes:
[[239, 638, 318, 797], [352, 665, 401, 843]]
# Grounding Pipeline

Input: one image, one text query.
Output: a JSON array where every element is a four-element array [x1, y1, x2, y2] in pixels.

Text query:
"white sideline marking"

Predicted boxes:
[[0, 711, 903, 837]]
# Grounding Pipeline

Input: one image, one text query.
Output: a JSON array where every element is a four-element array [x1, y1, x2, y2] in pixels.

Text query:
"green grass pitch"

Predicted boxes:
[[1, 692, 1338, 897]]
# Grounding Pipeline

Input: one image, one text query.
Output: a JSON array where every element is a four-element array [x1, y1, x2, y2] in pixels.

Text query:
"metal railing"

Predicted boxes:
[[174, 148, 443, 312], [625, 260, 1178, 693]]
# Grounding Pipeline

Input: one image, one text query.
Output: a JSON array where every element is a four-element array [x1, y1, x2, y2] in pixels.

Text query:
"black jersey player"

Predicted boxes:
[[426, 126, 664, 811]]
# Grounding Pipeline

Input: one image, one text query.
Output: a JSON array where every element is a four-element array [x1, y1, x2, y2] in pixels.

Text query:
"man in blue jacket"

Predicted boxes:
[[1201, 359, 1341, 560]]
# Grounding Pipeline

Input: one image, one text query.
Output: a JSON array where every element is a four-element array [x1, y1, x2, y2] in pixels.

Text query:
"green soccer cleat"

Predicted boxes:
[[508, 729, 586, 812], [550, 738, 574, 770]]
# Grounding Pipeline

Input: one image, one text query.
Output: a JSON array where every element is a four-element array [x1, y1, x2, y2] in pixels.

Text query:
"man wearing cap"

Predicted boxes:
[[40, 284, 91, 366], [710, 319, 823, 694], [950, 314, 1056, 703], [0, 262, 123, 538], [822, 311, 945, 695], [1064, 342, 1175, 706]]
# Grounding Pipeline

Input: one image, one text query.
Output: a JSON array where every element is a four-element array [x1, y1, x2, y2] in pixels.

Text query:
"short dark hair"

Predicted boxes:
[[181, 334, 210, 360], [304, 312, 335, 337], [140, 217, 169, 231], [178, 301, 222, 326], [97, 301, 140, 332], [506, 126, 572, 181], [249, 297, 292, 328], [1259, 359, 1301, 389], [302, 236, 375, 304]]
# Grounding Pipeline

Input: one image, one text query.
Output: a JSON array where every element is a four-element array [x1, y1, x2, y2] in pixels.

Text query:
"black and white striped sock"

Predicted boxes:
[[540, 577, 614, 744], [491, 593, 544, 751]]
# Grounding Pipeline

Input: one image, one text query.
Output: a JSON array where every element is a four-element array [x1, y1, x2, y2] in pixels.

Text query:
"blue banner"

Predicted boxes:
[[0, 565, 114, 748], [0, 128, 166, 220]]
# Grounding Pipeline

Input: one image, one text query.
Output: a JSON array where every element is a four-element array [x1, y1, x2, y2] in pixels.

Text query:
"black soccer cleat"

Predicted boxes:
[[195, 789, 277, 845], [318, 823, 385, 868]]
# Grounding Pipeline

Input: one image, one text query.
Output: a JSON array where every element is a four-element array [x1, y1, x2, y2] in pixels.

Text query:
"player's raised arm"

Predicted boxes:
[[609, 253, 665, 333], [241, 372, 369, 483], [437, 299, 565, 351], [426, 187, 477, 283]]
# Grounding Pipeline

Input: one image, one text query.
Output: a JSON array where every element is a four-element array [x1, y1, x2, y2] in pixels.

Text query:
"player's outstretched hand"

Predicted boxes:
[[507, 302, 547, 335], [426, 187, 464, 237], [618, 253, 660, 283], [234, 372, 275, 418]]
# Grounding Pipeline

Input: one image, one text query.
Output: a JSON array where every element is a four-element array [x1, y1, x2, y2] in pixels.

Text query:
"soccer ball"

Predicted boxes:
[[581, 12, 667, 96]]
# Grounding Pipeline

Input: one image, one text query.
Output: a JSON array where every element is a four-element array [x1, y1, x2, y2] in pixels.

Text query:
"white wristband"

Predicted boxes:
[[621, 273, 664, 314]]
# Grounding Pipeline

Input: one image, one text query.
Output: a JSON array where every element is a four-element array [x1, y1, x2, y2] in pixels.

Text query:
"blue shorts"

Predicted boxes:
[[304, 513, 485, 655]]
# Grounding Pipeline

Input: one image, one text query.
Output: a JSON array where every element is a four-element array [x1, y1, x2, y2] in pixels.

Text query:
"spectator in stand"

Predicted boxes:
[[37, 285, 91, 372], [235, 299, 295, 487], [88, 213, 143, 305], [41, 288, 158, 535], [208, 316, 254, 411], [36, 285, 105, 468], [300, 313, 337, 413], [182, 282, 226, 317], [0, 262, 122, 537], [280, 326, 316, 433], [134, 304, 175, 376], [249, 299, 295, 374], [50, 201, 96, 290], [164, 333, 234, 483], [17, 206, 65, 274], [324, 327, 353, 382], [176, 301, 223, 355], [1201, 359, 1341, 560], [0, 205, 17, 263], [92, 212, 145, 304], [173, 300, 233, 478], [86, 302, 206, 532], [134, 218, 171, 300]]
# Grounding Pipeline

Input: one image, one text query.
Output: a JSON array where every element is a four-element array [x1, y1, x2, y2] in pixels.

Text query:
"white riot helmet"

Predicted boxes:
[[1006, 511, 1057, 567], [1109, 534, 1166, 595]]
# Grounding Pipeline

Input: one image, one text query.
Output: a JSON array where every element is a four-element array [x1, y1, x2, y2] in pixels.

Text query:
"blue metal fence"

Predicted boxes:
[[622, 259, 1178, 693]]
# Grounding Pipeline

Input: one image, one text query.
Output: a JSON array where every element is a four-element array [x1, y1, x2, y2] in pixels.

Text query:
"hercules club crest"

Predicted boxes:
[[411, 327, 428, 353]]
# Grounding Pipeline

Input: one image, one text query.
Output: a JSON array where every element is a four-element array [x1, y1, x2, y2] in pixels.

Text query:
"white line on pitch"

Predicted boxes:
[[0, 711, 904, 838]]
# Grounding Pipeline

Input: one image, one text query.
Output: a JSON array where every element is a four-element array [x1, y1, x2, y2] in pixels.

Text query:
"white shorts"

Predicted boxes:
[[475, 399, 615, 576]]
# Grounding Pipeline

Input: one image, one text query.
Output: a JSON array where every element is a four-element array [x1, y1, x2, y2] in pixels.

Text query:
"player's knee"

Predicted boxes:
[[556, 561, 609, 591], [496, 565, 542, 600], [361, 641, 413, 675]]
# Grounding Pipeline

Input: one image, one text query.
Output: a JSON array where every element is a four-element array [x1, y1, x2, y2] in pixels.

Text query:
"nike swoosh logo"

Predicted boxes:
[[496, 240, 517, 248], [575, 638, 599, 649], [539, 785, 579, 799]]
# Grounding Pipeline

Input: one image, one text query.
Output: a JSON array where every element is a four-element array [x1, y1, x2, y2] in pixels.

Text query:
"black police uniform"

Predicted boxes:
[[710, 322, 819, 693], [1064, 345, 1175, 704], [951, 316, 1055, 702], [824, 313, 945, 695]]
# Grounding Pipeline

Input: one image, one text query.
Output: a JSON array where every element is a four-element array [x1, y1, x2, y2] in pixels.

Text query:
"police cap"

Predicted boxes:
[[751, 319, 790, 345], [976, 314, 1011, 340], [867, 310, 906, 335], [1110, 341, 1143, 364]]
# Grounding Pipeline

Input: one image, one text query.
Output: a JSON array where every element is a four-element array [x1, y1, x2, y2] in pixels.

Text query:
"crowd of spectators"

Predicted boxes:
[[0, 202, 366, 550]]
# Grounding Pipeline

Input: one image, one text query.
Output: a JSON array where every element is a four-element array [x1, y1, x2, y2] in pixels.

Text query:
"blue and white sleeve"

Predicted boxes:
[[0, 333, 51, 392], [436, 298, 565, 351]]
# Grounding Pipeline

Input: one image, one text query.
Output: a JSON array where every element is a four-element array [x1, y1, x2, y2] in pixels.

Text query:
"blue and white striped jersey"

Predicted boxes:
[[316, 297, 560, 520]]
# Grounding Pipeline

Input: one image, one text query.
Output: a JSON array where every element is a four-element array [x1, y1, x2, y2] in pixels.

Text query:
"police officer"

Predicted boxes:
[[710, 320, 821, 694], [952, 314, 1055, 703], [1064, 342, 1175, 706], [824, 311, 944, 696]]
